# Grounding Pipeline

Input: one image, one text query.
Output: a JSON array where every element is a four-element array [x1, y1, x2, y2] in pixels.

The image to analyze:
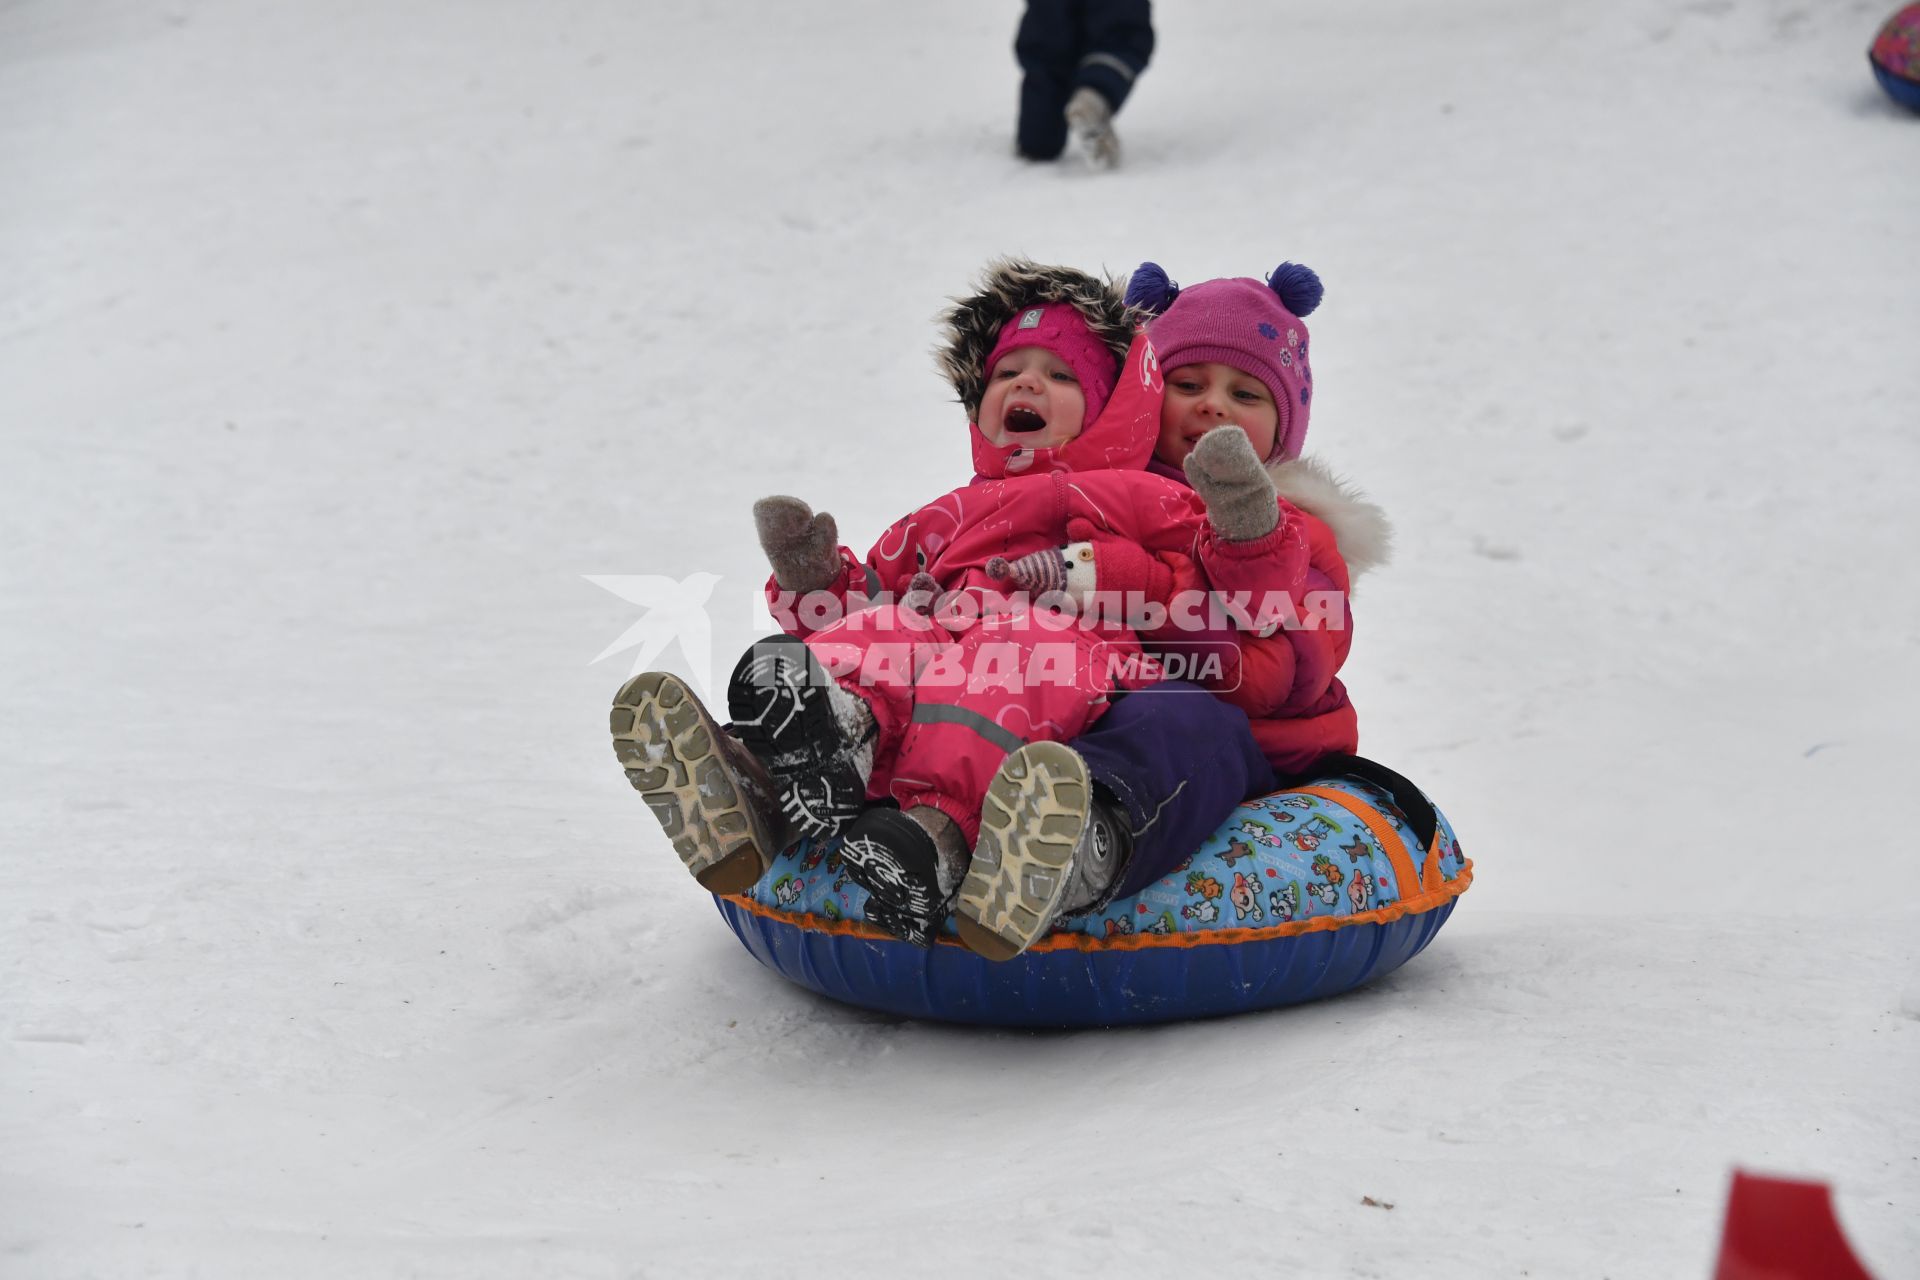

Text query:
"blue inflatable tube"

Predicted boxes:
[[714, 770, 1472, 1028], [717, 894, 1458, 1027], [1874, 62, 1920, 111]]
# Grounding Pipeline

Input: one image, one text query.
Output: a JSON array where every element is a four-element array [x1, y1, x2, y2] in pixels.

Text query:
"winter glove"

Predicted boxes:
[[1184, 426, 1280, 542], [753, 495, 843, 594], [986, 543, 1096, 600]]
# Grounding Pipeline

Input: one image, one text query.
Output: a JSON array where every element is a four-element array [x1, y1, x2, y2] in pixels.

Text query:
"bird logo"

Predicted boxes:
[[585, 572, 722, 698]]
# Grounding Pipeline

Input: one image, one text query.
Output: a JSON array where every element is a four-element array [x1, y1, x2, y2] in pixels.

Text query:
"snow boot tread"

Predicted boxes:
[[955, 741, 1091, 961], [610, 671, 780, 895], [836, 806, 952, 947], [727, 634, 869, 842]]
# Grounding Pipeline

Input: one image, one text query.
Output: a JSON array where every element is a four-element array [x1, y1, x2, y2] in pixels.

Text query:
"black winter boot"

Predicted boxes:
[[835, 806, 966, 947], [860, 899, 942, 949], [727, 634, 876, 843]]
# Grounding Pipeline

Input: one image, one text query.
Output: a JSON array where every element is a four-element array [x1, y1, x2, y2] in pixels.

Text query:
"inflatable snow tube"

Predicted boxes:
[[715, 757, 1472, 1027], [1871, 3, 1920, 112]]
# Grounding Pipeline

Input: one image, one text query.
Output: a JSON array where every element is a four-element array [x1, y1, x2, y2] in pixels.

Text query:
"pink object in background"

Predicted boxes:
[[1871, 3, 1920, 77], [1868, 3, 1920, 110]]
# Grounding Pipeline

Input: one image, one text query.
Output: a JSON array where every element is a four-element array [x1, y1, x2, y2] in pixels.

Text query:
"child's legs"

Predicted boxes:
[[802, 604, 956, 788], [1014, 0, 1081, 158], [1070, 680, 1277, 898], [888, 621, 1111, 842]]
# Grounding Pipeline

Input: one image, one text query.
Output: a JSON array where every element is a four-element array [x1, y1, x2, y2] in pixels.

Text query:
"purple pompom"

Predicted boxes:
[[1267, 262, 1323, 317], [1125, 262, 1180, 315]]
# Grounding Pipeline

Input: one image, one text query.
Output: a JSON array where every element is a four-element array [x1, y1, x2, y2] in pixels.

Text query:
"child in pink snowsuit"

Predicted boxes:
[[739, 262, 1217, 944], [1127, 261, 1390, 776]]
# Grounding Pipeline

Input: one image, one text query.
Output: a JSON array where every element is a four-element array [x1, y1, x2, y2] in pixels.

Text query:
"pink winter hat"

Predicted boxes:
[[983, 301, 1120, 427], [1126, 262, 1324, 460]]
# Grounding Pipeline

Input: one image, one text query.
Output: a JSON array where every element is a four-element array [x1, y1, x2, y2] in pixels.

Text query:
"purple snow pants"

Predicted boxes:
[[1070, 680, 1276, 900]]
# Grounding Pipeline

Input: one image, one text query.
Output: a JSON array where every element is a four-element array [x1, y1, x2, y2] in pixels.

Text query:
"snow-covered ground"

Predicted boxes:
[[5, 0, 1917, 1275]]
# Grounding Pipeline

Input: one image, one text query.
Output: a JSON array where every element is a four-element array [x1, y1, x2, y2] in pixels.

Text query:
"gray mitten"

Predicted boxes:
[[753, 495, 843, 593], [1183, 427, 1280, 542]]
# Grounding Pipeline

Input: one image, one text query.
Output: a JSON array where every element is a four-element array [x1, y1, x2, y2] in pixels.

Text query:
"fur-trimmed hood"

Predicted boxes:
[[1270, 454, 1393, 586], [936, 259, 1157, 482], [936, 258, 1140, 417]]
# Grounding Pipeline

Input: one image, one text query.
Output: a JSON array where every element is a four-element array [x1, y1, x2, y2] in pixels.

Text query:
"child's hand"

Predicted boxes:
[[1183, 427, 1280, 542], [753, 495, 844, 593]]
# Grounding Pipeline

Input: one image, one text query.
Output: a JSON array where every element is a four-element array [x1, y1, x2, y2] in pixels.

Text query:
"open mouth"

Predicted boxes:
[[1003, 405, 1048, 434]]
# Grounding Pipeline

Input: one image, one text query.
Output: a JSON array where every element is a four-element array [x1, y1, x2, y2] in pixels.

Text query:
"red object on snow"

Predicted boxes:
[[1713, 1170, 1876, 1280]]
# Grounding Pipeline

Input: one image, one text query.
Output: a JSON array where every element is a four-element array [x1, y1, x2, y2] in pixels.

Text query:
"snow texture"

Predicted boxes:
[[3, 0, 1917, 1276]]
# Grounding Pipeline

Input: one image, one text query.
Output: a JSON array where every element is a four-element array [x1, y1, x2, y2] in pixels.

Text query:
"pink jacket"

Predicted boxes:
[[1194, 500, 1359, 775]]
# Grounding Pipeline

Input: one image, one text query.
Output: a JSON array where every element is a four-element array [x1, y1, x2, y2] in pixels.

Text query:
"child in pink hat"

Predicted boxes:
[[1127, 261, 1391, 776], [992, 260, 1388, 779]]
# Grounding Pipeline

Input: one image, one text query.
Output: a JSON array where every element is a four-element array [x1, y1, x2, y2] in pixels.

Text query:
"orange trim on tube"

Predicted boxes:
[[1294, 785, 1430, 911], [1422, 829, 1447, 893], [718, 862, 1473, 954]]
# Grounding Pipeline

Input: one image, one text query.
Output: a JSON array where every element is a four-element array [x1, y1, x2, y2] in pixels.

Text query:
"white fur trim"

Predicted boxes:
[[1268, 455, 1393, 587]]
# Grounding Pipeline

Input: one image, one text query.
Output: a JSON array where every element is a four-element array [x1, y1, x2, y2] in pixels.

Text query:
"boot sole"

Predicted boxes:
[[836, 807, 951, 921], [954, 741, 1091, 961], [610, 672, 776, 895]]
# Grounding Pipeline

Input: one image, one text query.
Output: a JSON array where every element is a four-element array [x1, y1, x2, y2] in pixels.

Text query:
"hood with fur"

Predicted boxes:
[[936, 259, 1149, 480], [1270, 454, 1393, 587]]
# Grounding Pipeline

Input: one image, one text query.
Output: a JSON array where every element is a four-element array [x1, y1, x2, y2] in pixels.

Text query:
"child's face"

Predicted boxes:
[[978, 347, 1087, 450], [1156, 362, 1280, 466]]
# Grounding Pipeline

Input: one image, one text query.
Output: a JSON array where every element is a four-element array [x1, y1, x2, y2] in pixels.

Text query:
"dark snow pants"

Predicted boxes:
[[1014, 0, 1155, 160], [1071, 680, 1277, 901]]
